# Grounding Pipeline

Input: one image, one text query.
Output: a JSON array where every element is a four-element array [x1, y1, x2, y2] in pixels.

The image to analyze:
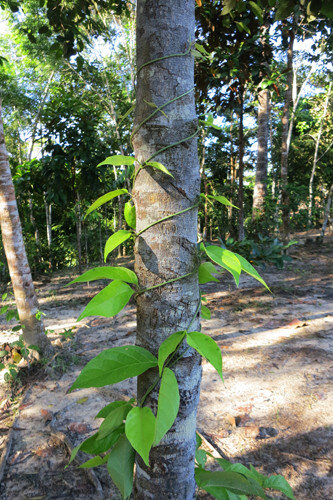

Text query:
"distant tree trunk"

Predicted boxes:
[[133, 1, 201, 497], [76, 193, 82, 274], [320, 183, 333, 240], [0, 101, 52, 355], [308, 82, 331, 226], [228, 114, 237, 238], [252, 88, 269, 219], [280, 25, 295, 238], [29, 197, 41, 257], [44, 194, 52, 269], [200, 129, 208, 240], [237, 87, 245, 241]]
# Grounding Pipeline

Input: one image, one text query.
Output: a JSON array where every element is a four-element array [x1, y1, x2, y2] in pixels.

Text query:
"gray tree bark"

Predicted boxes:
[[320, 183, 333, 240], [132, 1, 201, 498], [0, 100, 52, 355], [252, 89, 269, 219]]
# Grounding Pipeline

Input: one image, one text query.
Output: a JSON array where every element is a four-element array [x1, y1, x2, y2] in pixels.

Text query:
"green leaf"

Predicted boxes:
[[263, 475, 295, 500], [97, 404, 131, 440], [124, 201, 136, 230], [79, 454, 109, 468], [199, 262, 219, 284], [145, 161, 174, 177], [104, 230, 132, 261], [107, 435, 135, 500], [158, 331, 186, 376], [85, 189, 128, 217], [196, 432, 202, 450], [68, 266, 138, 286], [207, 195, 238, 209], [249, 1, 263, 23], [67, 428, 123, 466], [234, 253, 270, 291], [201, 305, 211, 320], [187, 331, 223, 380], [97, 155, 136, 167], [96, 400, 135, 419], [70, 345, 157, 390], [221, 0, 237, 15], [236, 21, 251, 35], [204, 246, 241, 286], [0, 363, 5, 370], [195, 469, 267, 498], [154, 368, 180, 445], [125, 406, 156, 466], [196, 448, 208, 468], [77, 280, 134, 321], [0, 350, 8, 357]]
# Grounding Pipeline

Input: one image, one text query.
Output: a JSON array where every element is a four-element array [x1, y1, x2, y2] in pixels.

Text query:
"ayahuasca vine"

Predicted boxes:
[[67, 41, 295, 500]]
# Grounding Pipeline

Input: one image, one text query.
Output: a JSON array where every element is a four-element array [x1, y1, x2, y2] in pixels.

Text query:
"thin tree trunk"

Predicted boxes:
[[44, 195, 52, 269], [200, 129, 208, 240], [0, 101, 52, 354], [98, 219, 103, 266], [133, 2, 201, 498], [252, 89, 269, 219], [308, 82, 332, 226], [237, 87, 245, 241], [76, 193, 82, 274], [320, 183, 333, 240]]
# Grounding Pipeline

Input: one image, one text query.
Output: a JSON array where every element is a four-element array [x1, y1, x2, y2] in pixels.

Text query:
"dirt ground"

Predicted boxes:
[[0, 235, 332, 499]]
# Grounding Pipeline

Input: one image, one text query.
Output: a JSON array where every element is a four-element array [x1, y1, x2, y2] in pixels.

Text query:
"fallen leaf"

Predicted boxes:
[[40, 409, 52, 421]]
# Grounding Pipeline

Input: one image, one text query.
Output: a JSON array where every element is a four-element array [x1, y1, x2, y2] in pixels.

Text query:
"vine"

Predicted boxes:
[[66, 44, 294, 500]]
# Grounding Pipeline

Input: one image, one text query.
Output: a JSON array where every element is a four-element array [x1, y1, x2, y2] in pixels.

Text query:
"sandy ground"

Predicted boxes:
[[0, 237, 332, 499]]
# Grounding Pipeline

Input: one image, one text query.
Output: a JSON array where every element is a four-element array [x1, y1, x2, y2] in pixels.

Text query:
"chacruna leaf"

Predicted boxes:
[[104, 230, 132, 261], [77, 280, 134, 321], [198, 262, 219, 284], [154, 368, 180, 445], [68, 266, 138, 286], [96, 400, 135, 419], [70, 345, 157, 390], [107, 435, 135, 500], [97, 403, 131, 440], [124, 201, 136, 230], [145, 161, 174, 177], [201, 304, 211, 319], [195, 469, 267, 498], [125, 406, 156, 466], [187, 331, 223, 381], [158, 331, 186, 375], [207, 194, 239, 209], [97, 155, 136, 167], [234, 253, 270, 291], [85, 189, 128, 217], [204, 245, 241, 286]]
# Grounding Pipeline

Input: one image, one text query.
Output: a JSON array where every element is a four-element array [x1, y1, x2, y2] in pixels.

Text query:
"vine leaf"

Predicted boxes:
[[104, 230, 132, 261], [187, 331, 223, 381], [68, 266, 138, 286], [195, 469, 267, 498], [204, 246, 241, 286], [70, 345, 158, 390], [124, 201, 136, 230], [207, 194, 238, 209], [145, 161, 174, 177], [158, 331, 186, 375], [79, 454, 110, 468], [125, 406, 156, 466], [67, 427, 123, 466], [154, 368, 179, 445], [85, 189, 128, 218], [96, 399, 135, 419], [262, 475, 295, 500], [234, 253, 270, 291], [107, 435, 135, 500], [199, 262, 219, 284], [97, 155, 136, 167], [97, 404, 132, 440], [201, 305, 211, 320], [77, 280, 134, 321]]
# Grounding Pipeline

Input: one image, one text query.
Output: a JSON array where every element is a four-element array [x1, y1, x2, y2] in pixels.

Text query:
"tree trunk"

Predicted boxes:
[[237, 88, 245, 241], [320, 183, 333, 240], [200, 129, 208, 240], [76, 193, 82, 274], [252, 89, 269, 219], [0, 101, 52, 354], [280, 25, 295, 237], [308, 82, 332, 226], [132, 1, 201, 498], [44, 195, 52, 269]]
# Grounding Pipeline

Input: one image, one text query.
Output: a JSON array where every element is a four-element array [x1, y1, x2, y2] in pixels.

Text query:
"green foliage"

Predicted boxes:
[[104, 231, 132, 261], [154, 368, 180, 445], [107, 435, 135, 500], [187, 331, 223, 381], [69, 266, 138, 286], [125, 406, 156, 466]]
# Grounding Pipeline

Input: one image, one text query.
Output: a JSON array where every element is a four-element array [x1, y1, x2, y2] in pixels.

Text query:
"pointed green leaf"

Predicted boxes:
[[68, 266, 138, 286], [154, 368, 179, 445], [158, 331, 186, 376], [195, 469, 267, 498], [234, 253, 270, 291], [96, 399, 135, 419], [97, 155, 136, 167], [125, 406, 156, 466], [70, 345, 157, 390], [207, 195, 238, 209], [236, 21, 251, 35], [199, 262, 219, 284], [124, 201, 136, 230], [107, 435, 135, 500], [104, 230, 132, 261], [201, 305, 211, 320], [79, 454, 110, 468], [195, 448, 208, 469], [85, 189, 128, 217], [67, 428, 122, 467], [205, 246, 241, 286], [77, 280, 134, 321], [263, 475, 295, 500], [97, 404, 131, 440], [249, 1, 263, 23], [187, 331, 223, 380], [145, 161, 174, 177]]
